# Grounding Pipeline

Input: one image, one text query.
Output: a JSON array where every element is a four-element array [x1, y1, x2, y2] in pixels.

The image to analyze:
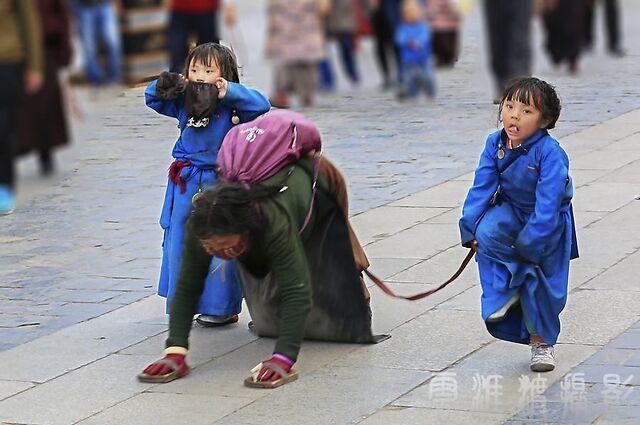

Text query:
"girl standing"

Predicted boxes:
[[459, 77, 578, 372], [145, 43, 270, 325]]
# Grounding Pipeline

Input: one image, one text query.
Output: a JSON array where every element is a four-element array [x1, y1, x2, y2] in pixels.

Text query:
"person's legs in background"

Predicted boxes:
[[168, 12, 190, 73], [292, 62, 318, 107], [96, 1, 122, 84], [270, 63, 292, 108], [505, 0, 532, 80], [75, 6, 104, 84], [0, 64, 23, 215], [604, 0, 624, 55], [583, 0, 595, 51], [336, 33, 360, 84], [372, 9, 392, 88], [318, 57, 335, 91], [482, 0, 508, 100], [193, 11, 219, 45]]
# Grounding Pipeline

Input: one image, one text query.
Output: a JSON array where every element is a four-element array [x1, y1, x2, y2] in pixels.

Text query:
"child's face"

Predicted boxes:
[[402, 0, 423, 23], [500, 96, 548, 146], [188, 58, 221, 84]]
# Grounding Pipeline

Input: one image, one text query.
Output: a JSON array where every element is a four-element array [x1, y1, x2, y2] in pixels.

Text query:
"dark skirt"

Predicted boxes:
[[16, 50, 69, 156], [238, 187, 388, 344], [433, 31, 459, 67], [543, 0, 586, 65]]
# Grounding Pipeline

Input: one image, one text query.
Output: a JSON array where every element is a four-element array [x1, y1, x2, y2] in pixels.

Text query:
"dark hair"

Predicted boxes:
[[187, 182, 280, 240], [184, 43, 240, 83], [498, 77, 561, 129]]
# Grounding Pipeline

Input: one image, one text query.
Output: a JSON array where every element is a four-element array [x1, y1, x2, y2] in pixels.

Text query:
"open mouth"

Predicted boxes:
[[507, 125, 519, 135]]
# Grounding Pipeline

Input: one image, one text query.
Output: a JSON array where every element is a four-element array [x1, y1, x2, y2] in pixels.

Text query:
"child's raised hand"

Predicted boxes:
[[214, 77, 228, 99]]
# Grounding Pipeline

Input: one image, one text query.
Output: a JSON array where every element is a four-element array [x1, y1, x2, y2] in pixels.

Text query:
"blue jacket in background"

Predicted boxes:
[[395, 21, 432, 65]]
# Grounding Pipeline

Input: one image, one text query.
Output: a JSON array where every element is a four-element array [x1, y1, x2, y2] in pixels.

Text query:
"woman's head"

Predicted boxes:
[[498, 77, 561, 145], [187, 182, 276, 258], [184, 43, 240, 84]]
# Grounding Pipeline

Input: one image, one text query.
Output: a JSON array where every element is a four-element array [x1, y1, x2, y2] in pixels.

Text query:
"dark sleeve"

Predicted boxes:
[[166, 227, 212, 349], [263, 211, 312, 361], [459, 136, 499, 247]]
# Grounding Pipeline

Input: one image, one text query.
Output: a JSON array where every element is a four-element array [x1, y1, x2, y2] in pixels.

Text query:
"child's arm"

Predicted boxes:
[[459, 137, 500, 247], [219, 82, 271, 122], [395, 26, 409, 46], [144, 72, 186, 119], [514, 147, 570, 264]]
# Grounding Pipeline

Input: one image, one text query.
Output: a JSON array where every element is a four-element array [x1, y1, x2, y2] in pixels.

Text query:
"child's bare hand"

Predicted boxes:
[[214, 77, 228, 99]]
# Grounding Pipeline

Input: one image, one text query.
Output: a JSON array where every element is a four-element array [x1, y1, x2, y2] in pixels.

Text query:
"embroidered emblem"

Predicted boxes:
[[186, 117, 210, 128], [240, 126, 265, 143], [497, 149, 505, 160]]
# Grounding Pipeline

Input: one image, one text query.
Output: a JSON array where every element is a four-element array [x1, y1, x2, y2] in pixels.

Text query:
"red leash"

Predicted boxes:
[[364, 249, 475, 301]]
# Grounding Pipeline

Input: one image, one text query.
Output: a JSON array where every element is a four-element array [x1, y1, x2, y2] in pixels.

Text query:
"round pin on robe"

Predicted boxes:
[[497, 149, 505, 159]]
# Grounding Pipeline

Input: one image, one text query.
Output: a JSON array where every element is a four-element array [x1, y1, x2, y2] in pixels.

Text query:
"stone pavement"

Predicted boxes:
[[0, 0, 639, 423]]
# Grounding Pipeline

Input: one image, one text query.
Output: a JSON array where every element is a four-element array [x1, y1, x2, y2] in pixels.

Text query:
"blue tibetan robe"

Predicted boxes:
[[459, 129, 579, 345], [145, 80, 271, 314]]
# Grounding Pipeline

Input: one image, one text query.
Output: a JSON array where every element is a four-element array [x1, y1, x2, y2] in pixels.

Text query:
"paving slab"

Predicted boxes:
[[359, 406, 509, 425], [77, 392, 252, 425], [393, 342, 598, 414], [212, 366, 431, 425], [0, 354, 157, 425], [335, 309, 493, 372]]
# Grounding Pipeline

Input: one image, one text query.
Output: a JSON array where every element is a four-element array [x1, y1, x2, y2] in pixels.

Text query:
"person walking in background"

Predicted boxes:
[[460, 77, 578, 373], [541, 0, 586, 75], [368, 0, 401, 89], [0, 0, 44, 215], [425, 0, 461, 67], [266, 0, 327, 108], [17, 0, 73, 177], [145, 43, 270, 326], [482, 0, 533, 103], [318, 0, 361, 92], [167, 0, 222, 73], [70, 0, 122, 85], [583, 0, 625, 56], [395, 0, 435, 99]]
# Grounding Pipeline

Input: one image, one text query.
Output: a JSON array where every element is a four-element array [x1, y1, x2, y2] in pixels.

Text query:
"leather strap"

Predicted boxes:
[[363, 249, 475, 301]]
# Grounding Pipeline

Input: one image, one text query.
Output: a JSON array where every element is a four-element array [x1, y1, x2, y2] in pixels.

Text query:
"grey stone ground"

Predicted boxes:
[[1, 1, 639, 424]]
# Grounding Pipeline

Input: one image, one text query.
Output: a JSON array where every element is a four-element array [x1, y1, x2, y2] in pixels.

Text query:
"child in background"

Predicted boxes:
[[395, 0, 435, 99], [459, 77, 578, 372], [145, 43, 270, 326], [265, 0, 327, 108], [425, 0, 461, 67]]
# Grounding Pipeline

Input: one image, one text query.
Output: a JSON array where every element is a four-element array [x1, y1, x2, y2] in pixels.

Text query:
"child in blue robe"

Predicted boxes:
[[459, 77, 578, 372], [145, 43, 271, 325]]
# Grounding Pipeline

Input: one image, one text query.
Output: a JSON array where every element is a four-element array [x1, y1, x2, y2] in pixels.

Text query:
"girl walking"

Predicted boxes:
[[459, 77, 578, 372]]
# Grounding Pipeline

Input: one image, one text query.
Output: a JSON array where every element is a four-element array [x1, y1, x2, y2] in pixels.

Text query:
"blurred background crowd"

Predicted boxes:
[[0, 0, 628, 215]]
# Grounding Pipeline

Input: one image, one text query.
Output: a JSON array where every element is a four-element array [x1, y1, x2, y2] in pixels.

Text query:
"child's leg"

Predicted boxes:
[[423, 63, 436, 98], [197, 258, 244, 316]]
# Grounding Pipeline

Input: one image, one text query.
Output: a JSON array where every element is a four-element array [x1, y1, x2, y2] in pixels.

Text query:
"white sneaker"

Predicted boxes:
[[486, 292, 520, 322], [530, 343, 555, 372]]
